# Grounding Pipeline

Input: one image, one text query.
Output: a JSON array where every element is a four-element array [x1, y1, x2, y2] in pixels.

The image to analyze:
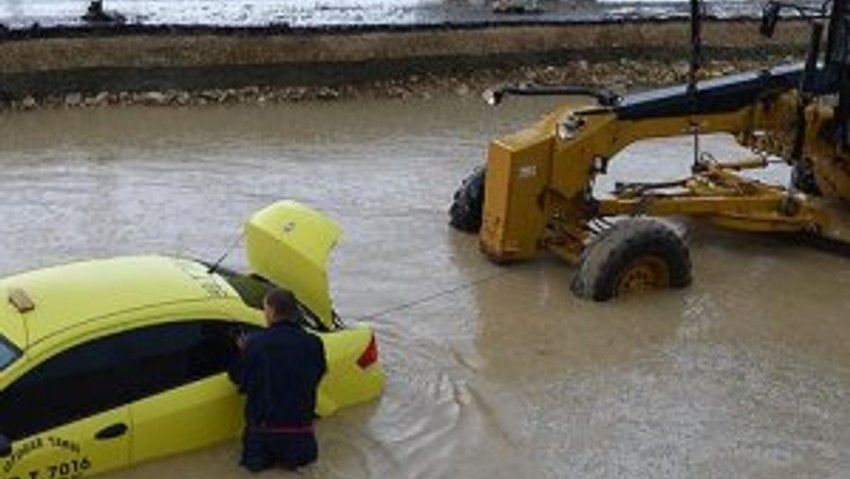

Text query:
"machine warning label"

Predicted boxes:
[[518, 165, 537, 179]]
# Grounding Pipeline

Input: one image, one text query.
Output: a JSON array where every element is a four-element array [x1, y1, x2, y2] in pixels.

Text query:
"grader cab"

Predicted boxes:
[[449, 0, 850, 300]]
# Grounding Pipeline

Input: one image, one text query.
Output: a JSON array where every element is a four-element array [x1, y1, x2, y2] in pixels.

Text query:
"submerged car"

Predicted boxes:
[[0, 201, 383, 479]]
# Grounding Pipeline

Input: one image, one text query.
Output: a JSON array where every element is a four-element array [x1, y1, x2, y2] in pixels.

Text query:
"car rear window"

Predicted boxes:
[[214, 266, 274, 310], [214, 267, 329, 331], [0, 334, 20, 372]]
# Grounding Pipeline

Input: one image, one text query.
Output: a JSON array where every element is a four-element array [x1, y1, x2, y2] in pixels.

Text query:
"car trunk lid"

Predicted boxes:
[[244, 201, 341, 329]]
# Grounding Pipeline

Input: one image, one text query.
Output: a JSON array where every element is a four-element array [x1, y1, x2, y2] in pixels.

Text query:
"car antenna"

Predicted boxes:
[[207, 228, 244, 274]]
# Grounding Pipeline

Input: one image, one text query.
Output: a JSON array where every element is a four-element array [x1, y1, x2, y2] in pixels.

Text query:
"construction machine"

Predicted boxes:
[[449, 0, 850, 301]]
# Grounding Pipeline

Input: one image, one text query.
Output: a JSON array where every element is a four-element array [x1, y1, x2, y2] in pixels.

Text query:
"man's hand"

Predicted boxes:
[[235, 332, 248, 350]]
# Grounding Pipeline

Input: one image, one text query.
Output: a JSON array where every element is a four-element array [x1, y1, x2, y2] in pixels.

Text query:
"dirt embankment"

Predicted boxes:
[[0, 19, 810, 109]]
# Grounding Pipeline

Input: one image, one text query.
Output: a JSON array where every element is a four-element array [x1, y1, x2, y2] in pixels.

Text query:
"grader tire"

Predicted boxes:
[[570, 218, 692, 301], [449, 166, 485, 233], [791, 162, 821, 196]]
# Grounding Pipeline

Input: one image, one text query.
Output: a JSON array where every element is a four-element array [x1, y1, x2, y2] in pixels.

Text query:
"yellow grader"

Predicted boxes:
[[449, 0, 850, 300]]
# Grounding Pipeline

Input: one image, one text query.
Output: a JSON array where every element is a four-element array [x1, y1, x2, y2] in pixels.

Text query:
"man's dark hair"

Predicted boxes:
[[264, 288, 301, 322]]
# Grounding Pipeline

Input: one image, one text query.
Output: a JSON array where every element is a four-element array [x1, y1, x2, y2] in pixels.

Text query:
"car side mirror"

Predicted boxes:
[[760, 1, 781, 38], [0, 434, 11, 458]]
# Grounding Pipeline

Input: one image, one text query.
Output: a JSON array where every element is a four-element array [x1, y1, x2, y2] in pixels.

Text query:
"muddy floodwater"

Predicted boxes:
[[1, 96, 848, 478]]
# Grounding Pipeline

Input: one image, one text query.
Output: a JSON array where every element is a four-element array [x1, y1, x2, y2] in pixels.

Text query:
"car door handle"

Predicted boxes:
[[95, 423, 128, 440]]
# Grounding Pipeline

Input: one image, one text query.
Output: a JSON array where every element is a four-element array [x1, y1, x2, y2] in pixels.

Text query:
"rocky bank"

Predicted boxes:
[[6, 55, 799, 111]]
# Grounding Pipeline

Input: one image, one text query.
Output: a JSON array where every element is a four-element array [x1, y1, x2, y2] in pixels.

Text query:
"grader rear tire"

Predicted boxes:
[[570, 218, 692, 301], [449, 166, 485, 233]]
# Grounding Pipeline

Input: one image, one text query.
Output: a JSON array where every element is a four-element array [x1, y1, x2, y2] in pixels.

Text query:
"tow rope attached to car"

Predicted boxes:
[[354, 269, 508, 321]]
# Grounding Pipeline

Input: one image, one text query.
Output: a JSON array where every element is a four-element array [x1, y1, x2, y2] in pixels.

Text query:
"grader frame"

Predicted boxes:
[[450, 0, 850, 300]]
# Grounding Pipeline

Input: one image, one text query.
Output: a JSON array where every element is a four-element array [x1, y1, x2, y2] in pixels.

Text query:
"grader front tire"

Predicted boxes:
[[449, 166, 485, 233], [570, 218, 692, 301]]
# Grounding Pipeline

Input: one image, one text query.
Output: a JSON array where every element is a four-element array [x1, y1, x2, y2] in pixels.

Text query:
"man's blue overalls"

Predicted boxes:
[[229, 320, 327, 472]]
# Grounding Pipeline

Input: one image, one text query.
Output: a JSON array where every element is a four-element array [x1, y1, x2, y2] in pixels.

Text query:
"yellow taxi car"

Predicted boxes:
[[0, 201, 383, 479]]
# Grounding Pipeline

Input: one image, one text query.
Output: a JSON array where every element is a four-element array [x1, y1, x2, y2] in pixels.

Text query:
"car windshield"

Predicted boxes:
[[0, 335, 20, 372]]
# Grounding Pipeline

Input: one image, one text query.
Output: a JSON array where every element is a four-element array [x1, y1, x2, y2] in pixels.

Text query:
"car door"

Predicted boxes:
[[0, 336, 133, 479], [120, 320, 247, 465], [0, 410, 131, 479]]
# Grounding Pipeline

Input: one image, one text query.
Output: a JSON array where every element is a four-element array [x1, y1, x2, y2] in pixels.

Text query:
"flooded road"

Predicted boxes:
[[1, 96, 848, 478]]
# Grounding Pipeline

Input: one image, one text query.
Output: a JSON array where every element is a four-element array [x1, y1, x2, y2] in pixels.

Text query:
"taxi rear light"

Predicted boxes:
[[357, 334, 379, 369]]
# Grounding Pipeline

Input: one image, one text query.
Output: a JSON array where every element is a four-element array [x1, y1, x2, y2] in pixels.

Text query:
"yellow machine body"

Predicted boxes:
[[480, 86, 850, 265]]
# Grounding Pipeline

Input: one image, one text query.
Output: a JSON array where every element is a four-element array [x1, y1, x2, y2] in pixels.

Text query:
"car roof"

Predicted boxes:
[[0, 255, 236, 350]]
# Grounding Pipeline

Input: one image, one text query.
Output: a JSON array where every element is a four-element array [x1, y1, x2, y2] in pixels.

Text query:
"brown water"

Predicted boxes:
[[1, 96, 848, 478]]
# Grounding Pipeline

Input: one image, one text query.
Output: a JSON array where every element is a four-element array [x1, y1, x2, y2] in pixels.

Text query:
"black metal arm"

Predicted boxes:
[[482, 83, 621, 107]]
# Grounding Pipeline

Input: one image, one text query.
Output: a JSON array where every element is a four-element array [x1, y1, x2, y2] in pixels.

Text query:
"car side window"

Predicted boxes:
[[0, 320, 245, 442], [119, 321, 242, 399], [0, 336, 133, 441]]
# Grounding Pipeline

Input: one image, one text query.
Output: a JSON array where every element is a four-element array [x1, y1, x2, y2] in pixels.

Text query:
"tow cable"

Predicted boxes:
[[354, 270, 508, 321]]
